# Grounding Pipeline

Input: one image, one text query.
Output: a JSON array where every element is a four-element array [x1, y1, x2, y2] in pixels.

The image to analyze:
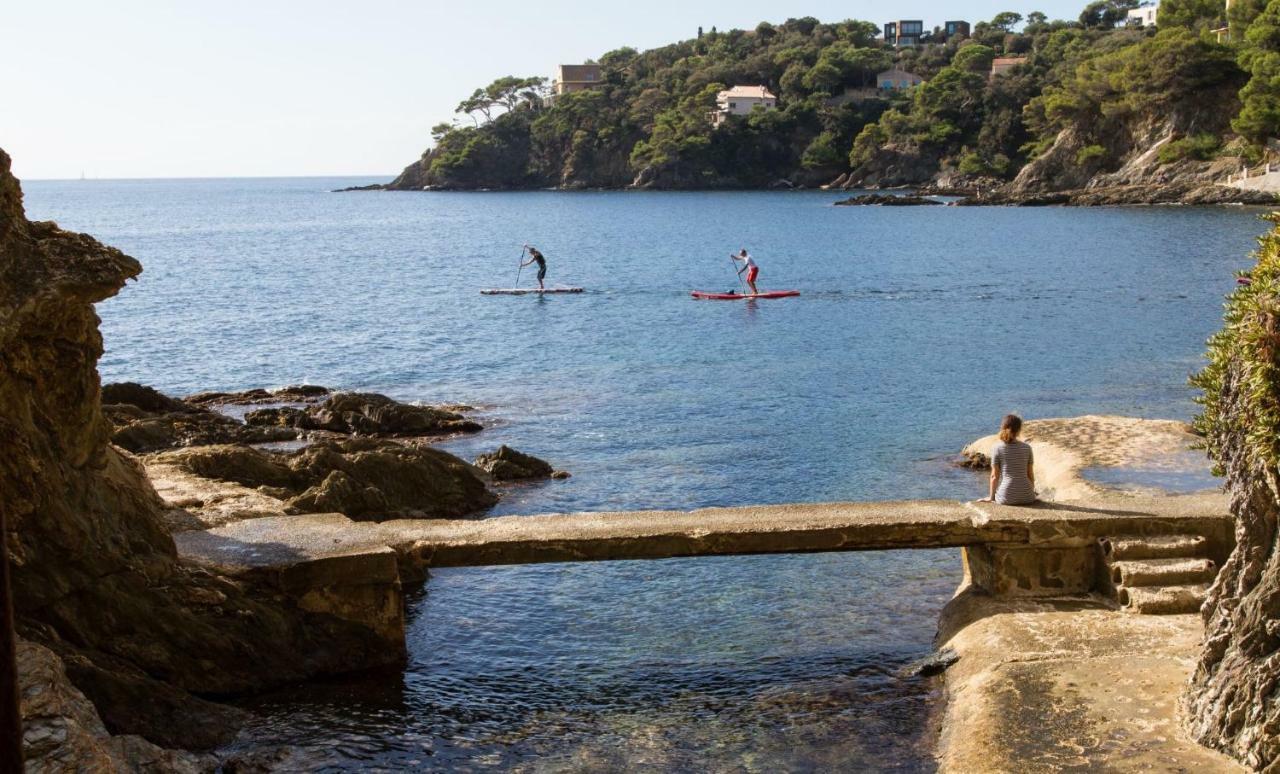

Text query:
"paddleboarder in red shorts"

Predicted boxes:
[[732, 248, 759, 294]]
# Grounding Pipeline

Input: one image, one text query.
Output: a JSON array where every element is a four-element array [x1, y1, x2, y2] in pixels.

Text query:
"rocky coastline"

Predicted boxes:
[[6, 131, 1279, 771], [0, 144, 570, 769]]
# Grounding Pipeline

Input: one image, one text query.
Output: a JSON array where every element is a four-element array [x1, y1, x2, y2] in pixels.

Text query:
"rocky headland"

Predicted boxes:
[[0, 146, 564, 769]]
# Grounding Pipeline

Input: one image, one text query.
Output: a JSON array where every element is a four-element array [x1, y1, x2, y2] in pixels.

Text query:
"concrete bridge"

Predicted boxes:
[[175, 493, 1233, 654]]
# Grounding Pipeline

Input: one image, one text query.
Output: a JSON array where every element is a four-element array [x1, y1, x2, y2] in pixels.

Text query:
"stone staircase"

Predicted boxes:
[[1099, 534, 1218, 614]]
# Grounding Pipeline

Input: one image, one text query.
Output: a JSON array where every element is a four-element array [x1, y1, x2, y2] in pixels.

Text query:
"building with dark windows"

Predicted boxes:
[[944, 20, 971, 38], [883, 20, 924, 46]]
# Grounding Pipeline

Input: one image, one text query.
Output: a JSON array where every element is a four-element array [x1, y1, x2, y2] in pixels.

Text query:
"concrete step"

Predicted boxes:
[[1100, 534, 1208, 561], [1118, 583, 1209, 615], [1109, 557, 1217, 587]]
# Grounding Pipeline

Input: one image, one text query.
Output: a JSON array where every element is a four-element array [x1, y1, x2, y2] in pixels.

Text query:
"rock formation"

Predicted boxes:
[[0, 147, 403, 755], [159, 439, 497, 520], [474, 445, 556, 480], [833, 194, 942, 206], [244, 391, 481, 436], [1185, 214, 1280, 769], [103, 381, 297, 452]]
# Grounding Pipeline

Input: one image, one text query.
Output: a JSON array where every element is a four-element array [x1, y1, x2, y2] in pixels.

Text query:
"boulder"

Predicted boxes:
[[474, 445, 556, 481], [158, 439, 497, 521], [245, 392, 481, 437], [101, 382, 191, 413], [288, 440, 497, 519]]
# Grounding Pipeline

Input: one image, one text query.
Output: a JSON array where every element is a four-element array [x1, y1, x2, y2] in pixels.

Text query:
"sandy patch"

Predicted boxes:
[[963, 415, 1205, 502]]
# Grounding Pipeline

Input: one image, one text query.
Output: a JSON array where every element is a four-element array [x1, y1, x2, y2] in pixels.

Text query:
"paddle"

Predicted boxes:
[[515, 246, 527, 288], [729, 254, 748, 295]]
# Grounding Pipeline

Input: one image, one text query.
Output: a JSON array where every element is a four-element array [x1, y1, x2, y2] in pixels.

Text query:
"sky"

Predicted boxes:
[[2, 0, 1086, 180]]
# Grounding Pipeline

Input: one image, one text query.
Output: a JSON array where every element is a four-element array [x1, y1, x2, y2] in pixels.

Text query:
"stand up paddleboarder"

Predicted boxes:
[[731, 248, 759, 295], [521, 244, 547, 290]]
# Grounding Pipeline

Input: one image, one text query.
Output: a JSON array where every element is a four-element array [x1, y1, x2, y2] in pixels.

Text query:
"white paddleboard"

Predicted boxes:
[[480, 287, 584, 295]]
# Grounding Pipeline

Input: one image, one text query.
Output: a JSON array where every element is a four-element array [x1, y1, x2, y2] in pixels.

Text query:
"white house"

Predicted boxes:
[[1127, 1, 1159, 26], [713, 85, 777, 125]]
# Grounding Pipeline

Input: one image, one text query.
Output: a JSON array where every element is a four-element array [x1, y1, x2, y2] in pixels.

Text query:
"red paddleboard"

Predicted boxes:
[[691, 290, 800, 300]]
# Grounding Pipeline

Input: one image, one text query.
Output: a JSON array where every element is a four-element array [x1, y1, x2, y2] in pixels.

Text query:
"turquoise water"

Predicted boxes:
[[21, 178, 1262, 769]]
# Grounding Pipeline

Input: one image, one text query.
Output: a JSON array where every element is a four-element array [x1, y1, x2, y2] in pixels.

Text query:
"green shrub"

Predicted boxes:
[[1157, 133, 1222, 164], [1075, 144, 1108, 164]]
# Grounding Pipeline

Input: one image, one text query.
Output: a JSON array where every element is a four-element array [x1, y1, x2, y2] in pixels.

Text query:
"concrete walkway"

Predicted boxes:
[[174, 494, 1226, 570], [175, 493, 1231, 578]]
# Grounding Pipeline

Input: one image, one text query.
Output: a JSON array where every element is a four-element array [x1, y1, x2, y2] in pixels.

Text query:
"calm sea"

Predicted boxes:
[[22, 177, 1266, 770]]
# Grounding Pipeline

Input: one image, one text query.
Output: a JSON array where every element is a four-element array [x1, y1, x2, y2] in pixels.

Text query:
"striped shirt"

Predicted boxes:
[[992, 440, 1036, 505]]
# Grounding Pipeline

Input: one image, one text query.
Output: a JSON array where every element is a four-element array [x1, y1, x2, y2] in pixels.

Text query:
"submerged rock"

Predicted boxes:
[[159, 439, 497, 520], [475, 445, 556, 480], [102, 382, 297, 453], [245, 391, 482, 437]]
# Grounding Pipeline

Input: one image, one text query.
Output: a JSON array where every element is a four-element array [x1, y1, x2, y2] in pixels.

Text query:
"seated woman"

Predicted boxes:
[[980, 414, 1037, 505]]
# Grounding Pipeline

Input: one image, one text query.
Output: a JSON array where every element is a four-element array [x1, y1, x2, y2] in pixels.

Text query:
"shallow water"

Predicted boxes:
[[21, 178, 1261, 769]]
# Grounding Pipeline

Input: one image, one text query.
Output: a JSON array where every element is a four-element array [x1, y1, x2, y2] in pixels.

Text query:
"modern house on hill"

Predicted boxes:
[[883, 20, 924, 46], [944, 20, 971, 38], [713, 85, 777, 125], [1127, 1, 1160, 26], [552, 64, 603, 96]]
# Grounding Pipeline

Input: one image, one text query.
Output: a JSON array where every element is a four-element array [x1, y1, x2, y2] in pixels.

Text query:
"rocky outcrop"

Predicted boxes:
[[0, 146, 403, 756], [1185, 216, 1280, 769], [474, 445, 556, 480], [833, 194, 942, 206], [18, 637, 215, 772], [185, 384, 330, 406], [845, 143, 939, 189], [159, 439, 497, 520], [103, 382, 297, 453], [959, 183, 1280, 207], [244, 391, 481, 437]]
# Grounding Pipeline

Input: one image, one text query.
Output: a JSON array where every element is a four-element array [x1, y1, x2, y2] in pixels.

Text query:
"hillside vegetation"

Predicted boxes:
[[387, 0, 1280, 192]]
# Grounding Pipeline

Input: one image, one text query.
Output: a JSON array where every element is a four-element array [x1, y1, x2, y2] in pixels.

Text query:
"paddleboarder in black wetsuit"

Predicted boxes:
[[521, 244, 547, 290]]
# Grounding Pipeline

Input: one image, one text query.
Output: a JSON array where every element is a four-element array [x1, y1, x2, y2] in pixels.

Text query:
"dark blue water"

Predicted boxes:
[[21, 177, 1264, 770]]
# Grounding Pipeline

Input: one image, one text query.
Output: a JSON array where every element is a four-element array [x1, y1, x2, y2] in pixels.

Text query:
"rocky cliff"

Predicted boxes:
[[1186, 215, 1280, 769], [0, 147, 403, 755]]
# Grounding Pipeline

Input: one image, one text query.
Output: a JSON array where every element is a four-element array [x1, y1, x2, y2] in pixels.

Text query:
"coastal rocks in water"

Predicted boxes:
[[955, 449, 990, 470], [475, 445, 556, 480], [0, 145, 403, 757], [103, 381, 297, 453], [159, 439, 497, 520], [185, 384, 331, 406], [834, 194, 941, 206], [244, 391, 481, 437]]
